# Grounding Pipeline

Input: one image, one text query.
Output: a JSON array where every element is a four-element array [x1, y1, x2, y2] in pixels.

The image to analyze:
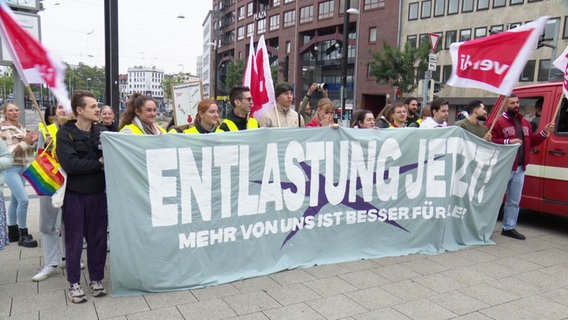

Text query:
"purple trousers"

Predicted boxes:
[[62, 191, 108, 285]]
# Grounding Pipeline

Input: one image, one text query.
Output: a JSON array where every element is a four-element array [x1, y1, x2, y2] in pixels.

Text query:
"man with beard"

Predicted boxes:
[[457, 100, 491, 140], [491, 94, 554, 240], [404, 97, 419, 126]]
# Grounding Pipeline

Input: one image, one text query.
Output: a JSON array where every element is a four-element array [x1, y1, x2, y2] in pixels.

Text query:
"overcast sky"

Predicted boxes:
[[38, 0, 211, 75]]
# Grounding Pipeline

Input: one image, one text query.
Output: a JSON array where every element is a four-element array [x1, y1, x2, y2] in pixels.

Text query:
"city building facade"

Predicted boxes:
[[210, 0, 399, 116], [209, 0, 567, 119], [401, 0, 567, 119], [126, 66, 165, 102]]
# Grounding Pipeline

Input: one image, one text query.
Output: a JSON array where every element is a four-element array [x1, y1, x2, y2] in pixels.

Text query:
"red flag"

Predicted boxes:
[[553, 46, 568, 97], [242, 35, 276, 120], [447, 16, 548, 95], [0, 1, 71, 113]]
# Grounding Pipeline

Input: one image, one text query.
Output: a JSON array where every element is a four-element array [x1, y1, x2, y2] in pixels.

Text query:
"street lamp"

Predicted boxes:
[[86, 77, 92, 91], [340, 4, 360, 126]]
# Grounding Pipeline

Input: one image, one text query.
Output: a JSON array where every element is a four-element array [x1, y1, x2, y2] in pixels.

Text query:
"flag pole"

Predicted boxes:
[[24, 85, 48, 129], [551, 92, 565, 125], [488, 96, 508, 134]]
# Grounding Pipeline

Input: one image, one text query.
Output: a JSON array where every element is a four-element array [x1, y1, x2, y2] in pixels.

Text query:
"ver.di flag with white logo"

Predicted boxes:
[[242, 35, 276, 120], [447, 16, 548, 95], [0, 0, 71, 114], [553, 46, 568, 97]]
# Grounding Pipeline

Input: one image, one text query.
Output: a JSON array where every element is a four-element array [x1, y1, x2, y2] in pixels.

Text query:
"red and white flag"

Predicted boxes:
[[447, 16, 548, 95], [0, 0, 71, 114], [243, 35, 276, 120], [553, 46, 568, 97]]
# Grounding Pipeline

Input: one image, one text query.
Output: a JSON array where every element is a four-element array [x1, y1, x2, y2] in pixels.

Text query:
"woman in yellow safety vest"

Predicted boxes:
[[184, 99, 224, 134], [119, 93, 166, 134]]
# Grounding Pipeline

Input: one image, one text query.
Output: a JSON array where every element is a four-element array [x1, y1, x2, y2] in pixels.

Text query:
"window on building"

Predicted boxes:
[[257, 18, 266, 34], [537, 59, 550, 81], [369, 27, 377, 42], [493, 0, 506, 7], [300, 5, 314, 23], [339, 0, 358, 11], [406, 35, 417, 48], [286, 41, 291, 54], [247, 23, 254, 38], [419, 33, 429, 48], [490, 24, 504, 34], [421, 0, 431, 18], [442, 65, 452, 82], [284, 10, 295, 27], [460, 28, 471, 41], [527, 0, 541, 2], [544, 17, 560, 40], [508, 22, 521, 29], [364, 0, 385, 10], [510, 0, 523, 4], [247, 2, 253, 16], [564, 16, 568, 39], [318, 1, 334, 19], [434, 0, 445, 16], [269, 14, 280, 31], [477, 0, 489, 10], [409, 2, 419, 20], [237, 26, 245, 40], [474, 27, 487, 38], [448, 0, 459, 14], [445, 30, 456, 49], [238, 6, 245, 20], [273, 0, 281, 6], [520, 60, 535, 81], [462, 0, 473, 12]]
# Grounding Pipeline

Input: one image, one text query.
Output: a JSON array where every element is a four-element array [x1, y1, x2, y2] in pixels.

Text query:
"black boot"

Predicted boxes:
[[18, 228, 38, 248], [8, 225, 19, 242]]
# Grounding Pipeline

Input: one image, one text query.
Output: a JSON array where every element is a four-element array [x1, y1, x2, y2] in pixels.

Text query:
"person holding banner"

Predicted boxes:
[[0, 103, 38, 248], [456, 100, 491, 140], [259, 82, 305, 128], [184, 99, 224, 134], [491, 94, 554, 240], [56, 90, 108, 303], [420, 98, 449, 128], [353, 109, 377, 129], [306, 98, 339, 128], [404, 97, 420, 126], [219, 86, 259, 131], [375, 104, 392, 128], [100, 105, 118, 132], [389, 102, 408, 128], [119, 93, 166, 135]]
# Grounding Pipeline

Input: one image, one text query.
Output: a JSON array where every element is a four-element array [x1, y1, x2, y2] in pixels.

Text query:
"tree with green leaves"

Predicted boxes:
[[226, 59, 246, 89], [367, 41, 429, 95]]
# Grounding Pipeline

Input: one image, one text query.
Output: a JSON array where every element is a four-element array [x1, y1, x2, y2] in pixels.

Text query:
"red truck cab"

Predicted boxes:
[[487, 82, 568, 217]]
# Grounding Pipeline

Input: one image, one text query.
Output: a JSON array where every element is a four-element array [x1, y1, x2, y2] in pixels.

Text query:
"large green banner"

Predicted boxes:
[[102, 127, 518, 296]]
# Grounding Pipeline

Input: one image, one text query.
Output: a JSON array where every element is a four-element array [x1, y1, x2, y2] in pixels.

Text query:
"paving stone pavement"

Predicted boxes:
[[1, 185, 568, 320]]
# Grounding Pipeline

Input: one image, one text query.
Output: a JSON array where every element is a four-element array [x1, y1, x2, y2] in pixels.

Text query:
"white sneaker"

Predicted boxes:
[[32, 265, 59, 282]]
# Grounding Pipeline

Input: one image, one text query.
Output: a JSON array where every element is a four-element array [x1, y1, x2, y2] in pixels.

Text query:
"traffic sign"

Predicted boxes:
[[429, 33, 441, 53], [428, 53, 438, 71]]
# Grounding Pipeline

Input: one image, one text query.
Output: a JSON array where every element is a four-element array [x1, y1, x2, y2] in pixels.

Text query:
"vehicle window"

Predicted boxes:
[[557, 98, 568, 135], [517, 97, 542, 133]]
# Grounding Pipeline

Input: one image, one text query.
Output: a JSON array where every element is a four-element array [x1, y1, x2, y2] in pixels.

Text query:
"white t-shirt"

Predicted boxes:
[[420, 117, 447, 128]]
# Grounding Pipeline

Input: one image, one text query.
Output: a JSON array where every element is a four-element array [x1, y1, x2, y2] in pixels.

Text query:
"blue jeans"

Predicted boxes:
[[503, 167, 525, 230], [3, 165, 29, 229]]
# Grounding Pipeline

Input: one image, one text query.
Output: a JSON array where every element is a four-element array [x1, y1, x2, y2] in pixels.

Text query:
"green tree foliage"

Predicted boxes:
[[64, 63, 106, 101], [226, 59, 246, 89], [0, 67, 14, 102], [162, 73, 187, 100], [367, 41, 429, 95]]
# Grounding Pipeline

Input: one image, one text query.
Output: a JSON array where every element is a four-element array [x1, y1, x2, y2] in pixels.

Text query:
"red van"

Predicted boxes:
[[487, 82, 568, 217]]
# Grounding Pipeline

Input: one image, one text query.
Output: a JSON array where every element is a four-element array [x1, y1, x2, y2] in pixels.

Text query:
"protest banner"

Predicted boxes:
[[102, 127, 518, 296]]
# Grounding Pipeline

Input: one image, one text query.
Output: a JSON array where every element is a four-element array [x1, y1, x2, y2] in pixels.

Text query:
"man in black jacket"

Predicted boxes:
[[56, 90, 107, 303], [219, 86, 259, 131]]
